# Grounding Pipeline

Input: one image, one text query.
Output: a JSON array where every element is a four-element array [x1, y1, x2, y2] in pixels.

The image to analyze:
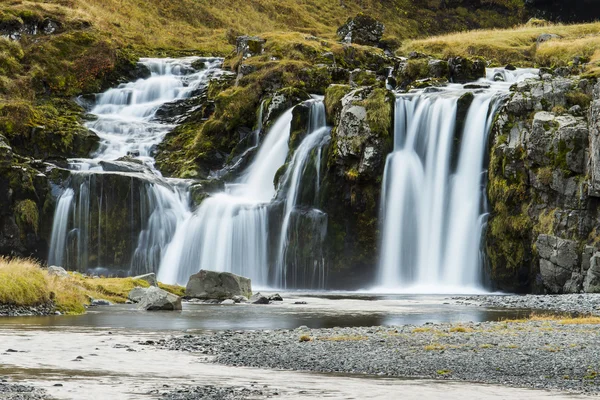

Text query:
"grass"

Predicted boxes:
[[299, 334, 312, 342], [504, 313, 600, 325], [449, 326, 474, 333], [424, 343, 446, 351], [0, 257, 184, 315], [319, 335, 369, 341], [402, 21, 600, 74]]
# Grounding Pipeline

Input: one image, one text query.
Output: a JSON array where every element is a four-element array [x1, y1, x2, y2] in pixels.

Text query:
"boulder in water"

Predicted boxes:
[[269, 293, 283, 301], [138, 286, 182, 311], [232, 295, 248, 303], [128, 287, 148, 303], [185, 270, 252, 300], [133, 273, 157, 286], [250, 292, 270, 304], [337, 14, 384, 46]]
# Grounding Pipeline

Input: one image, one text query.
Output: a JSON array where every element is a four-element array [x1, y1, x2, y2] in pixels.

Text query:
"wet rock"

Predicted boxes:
[[220, 299, 235, 305], [336, 14, 384, 46], [127, 287, 149, 303], [536, 234, 579, 293], [250, 292, 270, 304], [138, 286, 182, 311], [47, 266, 68, 277], [269, 293, 283, 301], [133, 273, 157, 286], [90, 299, 112, 306], [185, 270, 252, 300], [232, 295, 248, 303], [427, 59, 449, 78], [448, 57, 485, 83]]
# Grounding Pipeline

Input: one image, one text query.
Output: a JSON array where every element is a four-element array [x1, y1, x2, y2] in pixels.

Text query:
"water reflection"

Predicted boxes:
[[0, 294, 530, 332]]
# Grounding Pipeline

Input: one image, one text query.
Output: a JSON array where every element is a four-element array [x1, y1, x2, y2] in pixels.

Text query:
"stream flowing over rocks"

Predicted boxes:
[[155, 319, 600, 394]]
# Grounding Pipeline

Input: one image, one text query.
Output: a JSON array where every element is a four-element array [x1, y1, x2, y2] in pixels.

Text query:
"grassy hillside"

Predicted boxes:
[[2, 0, 528, 54], [403, 20, 600, 76]]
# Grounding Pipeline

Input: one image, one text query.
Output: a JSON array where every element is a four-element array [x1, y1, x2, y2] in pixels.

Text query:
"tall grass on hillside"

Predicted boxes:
[[403, 21, 600, 75]]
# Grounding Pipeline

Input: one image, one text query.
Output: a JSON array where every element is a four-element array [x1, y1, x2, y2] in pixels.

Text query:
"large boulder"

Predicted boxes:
[[536, 234, 579, 293], [128, 287, 148, 303], [138, 286, 182, 311], [47, 266, 68, 278], [337, 14, 384, 47], [185, 270, 252, 300]]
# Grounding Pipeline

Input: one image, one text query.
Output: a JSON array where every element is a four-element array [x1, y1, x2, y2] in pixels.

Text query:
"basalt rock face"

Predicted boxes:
[[486, 72, 600, 293], [318, 86, 393, 288]]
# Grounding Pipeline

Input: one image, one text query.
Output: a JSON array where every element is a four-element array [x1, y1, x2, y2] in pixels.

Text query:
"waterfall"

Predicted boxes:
[[273, 99, 330, 288], [48, 58, 222, 275], [376, 72, 526, 293], [157, 109, 293, 286], [157, 98, 330, 288]]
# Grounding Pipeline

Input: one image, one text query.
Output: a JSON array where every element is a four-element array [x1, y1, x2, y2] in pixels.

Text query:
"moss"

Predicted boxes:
[[14, 199, 39, 236], [565, 91, 592, 109], [403, 59, 430, 81], [324, 84, 351, 123], [357, 88, 392, 138], [536, 166, 553, 186]]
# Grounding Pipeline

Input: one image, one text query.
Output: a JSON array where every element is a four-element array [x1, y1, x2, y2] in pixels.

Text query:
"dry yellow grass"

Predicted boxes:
[[424, 343, 446, 351], [403, 21, 600, 74], [0, 257, 184, 314], [449, 326, 474, 333], [505, 313, 600, 325], [319, 335, 369, 342]]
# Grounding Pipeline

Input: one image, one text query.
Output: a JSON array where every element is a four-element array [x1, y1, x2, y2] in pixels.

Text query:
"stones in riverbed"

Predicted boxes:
[[90, 299, 112, 306], [220, 299, 235, 305], [185, 270, 252, 300], [138, 287, 182, 311], [269, 293, 283, 301], [232, 295, 248, 303], [250, 292, 269, 304]]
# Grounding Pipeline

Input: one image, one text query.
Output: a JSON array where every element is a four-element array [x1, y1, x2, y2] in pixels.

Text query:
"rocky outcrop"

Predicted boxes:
[[337, 14, 384, 47], [128, 287, 148, 303], [236, 36, 265, 58], [486, 72, 599, 293], [138, 286, 182, 311], [185, 270, 252, 300]]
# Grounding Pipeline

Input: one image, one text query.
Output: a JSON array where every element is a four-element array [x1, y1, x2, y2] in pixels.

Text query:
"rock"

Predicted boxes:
[[537, 33, 560, 45], [563, 272, 584, 293], [589, 88, 600, 196], [132, 273, 157, 286], [427, 59, 449, 79], [583, 253, 600, 293], [185, 270, 252, 300], [236, 36, 265, 58], [127, 287, 148, 303], [269, 293, 283, 301], [250, 292, 270, 304], [47, 266, 68, 278], [221, 299, 235, 305], [536, 234, 579, 293], [336, 14, 384, 46], [448, 57, 485, 83], [464, 83, 491, 89], [90, 299, 112, 306], [138, 286, 182, 311], [232, 295, 248, 303]]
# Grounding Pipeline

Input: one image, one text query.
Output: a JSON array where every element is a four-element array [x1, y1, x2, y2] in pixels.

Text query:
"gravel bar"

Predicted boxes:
[[453, 294, 600, 315], [0, 382, 48, 400], [154, 319, 600, 394]]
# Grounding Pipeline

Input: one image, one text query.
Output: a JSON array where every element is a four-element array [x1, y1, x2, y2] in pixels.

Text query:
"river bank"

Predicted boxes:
[[454, 294, 600, 315], [0, 325, 591, 400]]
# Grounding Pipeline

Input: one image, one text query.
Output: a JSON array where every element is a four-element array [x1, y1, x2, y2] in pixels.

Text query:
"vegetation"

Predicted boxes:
[[403, 21, 600, 74], [0, 257, 184, 314]]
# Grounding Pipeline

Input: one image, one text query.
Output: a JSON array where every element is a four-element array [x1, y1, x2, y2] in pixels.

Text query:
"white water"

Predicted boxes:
[[48, 58, 223, 273], [273, 99, 330, 288], [376, 70, 533, 294]]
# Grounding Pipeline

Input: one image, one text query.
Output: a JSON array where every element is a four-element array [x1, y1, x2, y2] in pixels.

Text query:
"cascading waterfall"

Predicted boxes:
[[48, 58, 223, 275], [376, 71, 528, 293], [157, 109, 293, 286], [273, 99, 330, 288], [157, 98, 331, 288]]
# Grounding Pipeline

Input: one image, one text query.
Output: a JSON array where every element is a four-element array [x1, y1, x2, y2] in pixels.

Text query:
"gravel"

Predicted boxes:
[[453, 294, 600, 315], [0, 303, 55, 317], [154, 319, 600, 394], [155, 384, 279, 399], [0, 382, 48, 400]]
